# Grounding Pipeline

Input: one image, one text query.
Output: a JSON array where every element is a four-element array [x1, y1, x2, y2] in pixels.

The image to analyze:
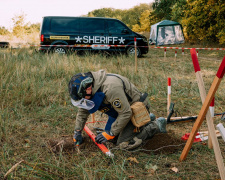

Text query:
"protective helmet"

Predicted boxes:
[[68, 72, 94, 101]]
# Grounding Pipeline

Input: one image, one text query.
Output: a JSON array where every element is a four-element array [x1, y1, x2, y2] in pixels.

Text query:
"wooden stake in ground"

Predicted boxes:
[[180, 50, 225, 180], [167, 77, 171, 116], [190, 48, 214, 149]]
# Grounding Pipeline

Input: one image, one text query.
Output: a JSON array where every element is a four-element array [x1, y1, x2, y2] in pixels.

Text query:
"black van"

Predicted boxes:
[[39, 16, 148, 57]]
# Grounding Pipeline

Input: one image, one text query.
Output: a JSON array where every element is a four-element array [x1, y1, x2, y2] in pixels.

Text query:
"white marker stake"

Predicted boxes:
[[182, 49, 184, 56], [164, 48, 166, 58], [216, 123, 225, 142], [167, 77, 171, 116], [134, 37, 137, 73], [175, 50, 177, 59]]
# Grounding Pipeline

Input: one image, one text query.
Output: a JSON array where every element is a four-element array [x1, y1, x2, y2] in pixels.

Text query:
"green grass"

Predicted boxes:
[[0, 46, 225, 179]]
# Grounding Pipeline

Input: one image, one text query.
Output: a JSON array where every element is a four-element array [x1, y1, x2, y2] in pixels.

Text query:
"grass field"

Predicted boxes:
[[0, 46, 225, 179]]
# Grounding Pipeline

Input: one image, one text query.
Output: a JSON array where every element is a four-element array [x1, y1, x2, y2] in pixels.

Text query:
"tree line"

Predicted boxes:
[[1, 0, 224, 45], [88, 0, 225, 45]]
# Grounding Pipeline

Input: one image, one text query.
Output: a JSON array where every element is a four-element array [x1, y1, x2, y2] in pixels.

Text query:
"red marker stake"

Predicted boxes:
[[180, 49, 225, 180], [167, 77, 171, 115], [209, 97, 215, 148], [210, 97, 215, 117], [134, 37, 137, 73]]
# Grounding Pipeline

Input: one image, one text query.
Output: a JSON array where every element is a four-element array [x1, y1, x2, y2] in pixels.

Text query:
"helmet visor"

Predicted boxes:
[[71, 98, 95, 110]]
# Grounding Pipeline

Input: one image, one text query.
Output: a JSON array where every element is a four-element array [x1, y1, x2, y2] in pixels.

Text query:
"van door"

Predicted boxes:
[[106, 20, 132, 53], [80, 18, 109, 51]]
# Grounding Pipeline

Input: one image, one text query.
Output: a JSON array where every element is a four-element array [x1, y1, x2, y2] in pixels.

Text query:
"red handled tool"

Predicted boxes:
[[83, 125, 114, 157]]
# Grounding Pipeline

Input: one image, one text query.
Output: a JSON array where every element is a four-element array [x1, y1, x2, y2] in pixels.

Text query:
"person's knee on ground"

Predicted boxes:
[[135, 117, 167, 141], [116, 116, 167, 150]]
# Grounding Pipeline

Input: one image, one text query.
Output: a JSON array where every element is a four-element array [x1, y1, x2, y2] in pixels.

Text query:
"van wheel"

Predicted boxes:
[[53, 47, 67, 54], [126, 46, 141, 57]]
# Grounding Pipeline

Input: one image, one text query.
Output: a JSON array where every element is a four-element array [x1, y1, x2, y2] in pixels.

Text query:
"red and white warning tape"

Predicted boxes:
[[149, 46, 225, 50], [37, 44, 127, 48], [12, 43, 225, 51]]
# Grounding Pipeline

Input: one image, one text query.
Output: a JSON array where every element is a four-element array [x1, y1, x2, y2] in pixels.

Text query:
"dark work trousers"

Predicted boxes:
[[116, 120, 160, 145]]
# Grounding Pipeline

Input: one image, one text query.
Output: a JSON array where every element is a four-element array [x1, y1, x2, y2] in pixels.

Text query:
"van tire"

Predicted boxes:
[[126, 46, 141, 57], [53, 46, 67, 54]]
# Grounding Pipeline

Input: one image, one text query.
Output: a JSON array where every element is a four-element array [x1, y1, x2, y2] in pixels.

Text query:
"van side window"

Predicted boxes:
[[51, 18, 79, 32], [108, 20, 129, 34], [81, 19, 105, 33]]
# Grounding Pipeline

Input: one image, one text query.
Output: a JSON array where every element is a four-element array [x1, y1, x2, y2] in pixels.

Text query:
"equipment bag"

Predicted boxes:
[[131, 102, 150, 128]]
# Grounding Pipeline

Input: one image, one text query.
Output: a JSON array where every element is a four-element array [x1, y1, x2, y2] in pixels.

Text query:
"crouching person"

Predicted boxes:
[[68, 69, 167, 150]]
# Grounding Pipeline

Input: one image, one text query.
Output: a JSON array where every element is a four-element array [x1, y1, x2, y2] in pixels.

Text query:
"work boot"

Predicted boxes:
[[156, 117, 167, 133], [150, 113, 156, 121], [118, 137, 142, 150]]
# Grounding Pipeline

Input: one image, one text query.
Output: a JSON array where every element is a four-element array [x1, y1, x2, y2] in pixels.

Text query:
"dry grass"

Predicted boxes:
[[0, 46, 225, 179]]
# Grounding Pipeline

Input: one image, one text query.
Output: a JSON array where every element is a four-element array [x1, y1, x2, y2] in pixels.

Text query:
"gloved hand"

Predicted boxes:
[[95, 131, 115, 144], [73, 130, 83, 145]]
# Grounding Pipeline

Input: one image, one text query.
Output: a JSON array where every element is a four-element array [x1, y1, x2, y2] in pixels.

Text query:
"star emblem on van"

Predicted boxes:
[[75, 36, 82, 43], [119, 37, 125, 44]]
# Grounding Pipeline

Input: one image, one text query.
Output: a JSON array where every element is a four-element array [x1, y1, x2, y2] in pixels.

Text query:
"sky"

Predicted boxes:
[[0, 0, 154, 30]]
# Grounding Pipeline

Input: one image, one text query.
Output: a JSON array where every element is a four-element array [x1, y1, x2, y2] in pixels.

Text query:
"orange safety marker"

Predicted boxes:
[[83, 125, 114, 157], [180, 49, 225, 180]]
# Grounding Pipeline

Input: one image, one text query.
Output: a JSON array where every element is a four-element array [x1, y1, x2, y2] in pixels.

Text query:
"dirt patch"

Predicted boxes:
[[142, 130, 186, 155], [47, 136, 75, 153], [47, 130, 186, 155], [47, 133, 100, 153]]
